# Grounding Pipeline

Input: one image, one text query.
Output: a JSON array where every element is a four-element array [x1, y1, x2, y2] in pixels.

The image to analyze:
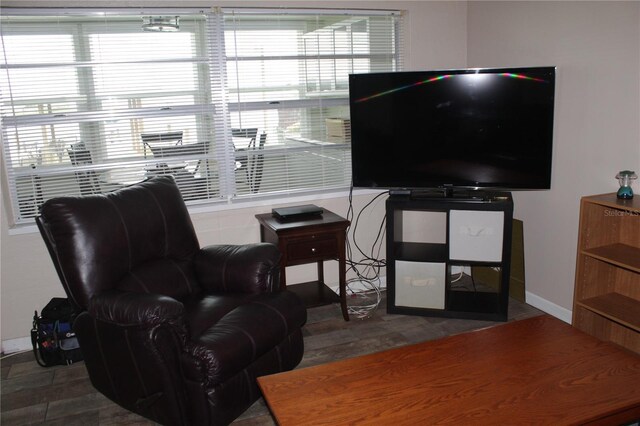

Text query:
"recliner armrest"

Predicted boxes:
[[88, 290, 185, 326], [194, 243, 281, 294]]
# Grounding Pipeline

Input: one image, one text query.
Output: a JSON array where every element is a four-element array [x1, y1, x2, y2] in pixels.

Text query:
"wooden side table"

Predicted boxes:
[[256, 209, 350, 321]]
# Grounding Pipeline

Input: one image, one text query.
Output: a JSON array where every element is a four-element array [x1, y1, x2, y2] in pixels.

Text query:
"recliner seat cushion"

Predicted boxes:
[[183, 291, 306, 385]]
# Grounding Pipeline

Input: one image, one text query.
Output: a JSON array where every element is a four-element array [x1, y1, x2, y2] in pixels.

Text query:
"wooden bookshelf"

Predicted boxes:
[[573, 193, 640, 353]]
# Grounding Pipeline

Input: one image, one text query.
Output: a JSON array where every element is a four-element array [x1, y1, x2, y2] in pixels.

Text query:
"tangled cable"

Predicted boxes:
[[344, 185, 388, 319]]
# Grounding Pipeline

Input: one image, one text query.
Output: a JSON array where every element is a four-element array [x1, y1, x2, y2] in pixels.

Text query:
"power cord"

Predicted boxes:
[[450, 270, 464, 283], [449, 269, 478, 292], [344, 184, 388, 319]]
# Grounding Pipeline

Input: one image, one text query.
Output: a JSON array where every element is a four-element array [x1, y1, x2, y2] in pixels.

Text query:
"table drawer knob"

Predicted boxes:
[[287, 237, 337, 261]]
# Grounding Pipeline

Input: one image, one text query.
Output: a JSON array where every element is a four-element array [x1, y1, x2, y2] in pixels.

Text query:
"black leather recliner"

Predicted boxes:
[[36, 176, 307, 425]]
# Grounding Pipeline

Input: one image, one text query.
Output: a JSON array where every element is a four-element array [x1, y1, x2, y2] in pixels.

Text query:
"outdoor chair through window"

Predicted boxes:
[[68, 142, 101, 195], [232, 128, 267, 193], [141, 131, 209, 200]]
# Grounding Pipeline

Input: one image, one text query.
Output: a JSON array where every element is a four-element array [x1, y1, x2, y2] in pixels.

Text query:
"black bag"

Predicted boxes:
[[31, 297, 83, 367]]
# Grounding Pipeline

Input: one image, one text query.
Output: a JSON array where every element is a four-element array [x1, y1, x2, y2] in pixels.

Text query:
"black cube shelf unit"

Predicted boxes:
[[386, 193, 514, 321]]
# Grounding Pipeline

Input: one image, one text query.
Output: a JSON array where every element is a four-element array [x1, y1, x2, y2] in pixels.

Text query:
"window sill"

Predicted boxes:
[[7, 187, 387, 236]]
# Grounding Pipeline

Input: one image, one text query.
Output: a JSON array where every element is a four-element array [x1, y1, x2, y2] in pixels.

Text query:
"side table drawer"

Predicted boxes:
[[287, 236, 337, 261]]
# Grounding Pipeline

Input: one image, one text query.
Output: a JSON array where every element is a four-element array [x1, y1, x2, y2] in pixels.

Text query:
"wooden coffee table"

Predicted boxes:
[[258, 315, 640, 425]]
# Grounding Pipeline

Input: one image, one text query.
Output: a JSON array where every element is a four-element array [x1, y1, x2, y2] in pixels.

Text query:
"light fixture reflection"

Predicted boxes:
[[142, 16, 180, 32], [463, 73, 489, 83]]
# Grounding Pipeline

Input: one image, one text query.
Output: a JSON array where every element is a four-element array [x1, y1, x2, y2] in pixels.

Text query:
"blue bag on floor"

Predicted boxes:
[[30, 297, 83, 367]]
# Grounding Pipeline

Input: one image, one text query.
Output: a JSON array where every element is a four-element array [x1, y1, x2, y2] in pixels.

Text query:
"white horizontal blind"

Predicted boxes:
[[1, 8, 403, 225], [222, 9, 403, 198], [1, 9, 226, 224]]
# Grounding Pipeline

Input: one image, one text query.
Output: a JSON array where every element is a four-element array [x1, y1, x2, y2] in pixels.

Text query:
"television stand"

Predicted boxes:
[[386, 193, 513, 321]]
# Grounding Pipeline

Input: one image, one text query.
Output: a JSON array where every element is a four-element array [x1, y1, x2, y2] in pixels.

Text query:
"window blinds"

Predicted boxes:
[[1, 8, 403, 225], [222, 9, 402, 199]]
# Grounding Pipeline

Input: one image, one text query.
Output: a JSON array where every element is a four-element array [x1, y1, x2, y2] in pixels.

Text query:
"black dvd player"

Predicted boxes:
[[272, 204, 323, 221]]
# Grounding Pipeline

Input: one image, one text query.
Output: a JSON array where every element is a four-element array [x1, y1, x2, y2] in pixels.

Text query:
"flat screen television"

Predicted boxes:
[[348, 66, 555, 195]]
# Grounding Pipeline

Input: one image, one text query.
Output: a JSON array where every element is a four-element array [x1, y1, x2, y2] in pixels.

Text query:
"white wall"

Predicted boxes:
[[0, 1, 468, 349], [6, 1, 636, 348], [467, 1, 640, 319]]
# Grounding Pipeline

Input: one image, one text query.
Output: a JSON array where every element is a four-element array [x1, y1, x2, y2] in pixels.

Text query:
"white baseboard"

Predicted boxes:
[[2, 336, 33, 355], [2, 286, 568, 355], [525, 291, 572, 324], [6, 278, 389, 354], [333, 280, 573, 324]]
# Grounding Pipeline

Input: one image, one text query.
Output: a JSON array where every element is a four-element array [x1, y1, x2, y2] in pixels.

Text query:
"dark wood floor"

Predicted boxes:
[[1, 293, 542, 425]]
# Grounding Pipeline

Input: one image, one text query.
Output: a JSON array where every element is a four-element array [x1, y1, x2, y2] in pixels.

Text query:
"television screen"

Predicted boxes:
[[348, 67, 555, 193]]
